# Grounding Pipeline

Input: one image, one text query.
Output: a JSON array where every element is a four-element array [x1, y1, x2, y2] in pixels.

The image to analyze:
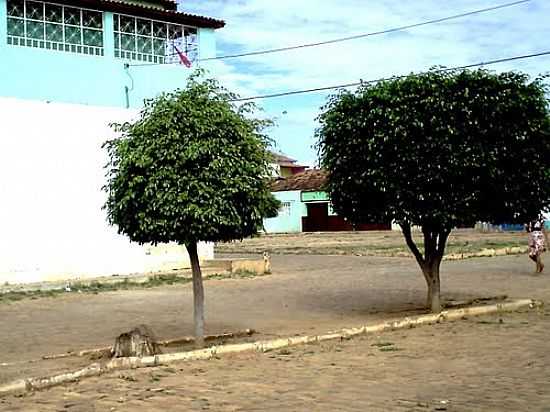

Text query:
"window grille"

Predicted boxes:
[[6, 0, 104, 56], [279, 202, 292, 217], [113, 13, 198, 64]]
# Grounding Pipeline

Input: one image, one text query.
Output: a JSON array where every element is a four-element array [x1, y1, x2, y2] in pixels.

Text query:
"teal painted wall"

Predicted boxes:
[[0, 0, 217, 108], [264, 190, 340, 233], [0, 0, 6, 48], [263, 191, 306, 233]]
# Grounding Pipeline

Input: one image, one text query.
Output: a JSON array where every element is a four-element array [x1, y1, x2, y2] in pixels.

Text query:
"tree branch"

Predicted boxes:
[[435, 229, 451, 259], [401, 222, 425, 267]]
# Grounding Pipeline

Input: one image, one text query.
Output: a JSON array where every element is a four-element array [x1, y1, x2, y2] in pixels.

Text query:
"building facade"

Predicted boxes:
[[0, 0, 223, 107], [264, 169, 391, 233], [269, 152, 307, 178], [0, 0, 224, 284]]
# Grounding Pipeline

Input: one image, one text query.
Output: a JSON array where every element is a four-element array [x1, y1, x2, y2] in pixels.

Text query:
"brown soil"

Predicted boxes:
[[2, 308, 549, 411], [1, 253, 549, 410]]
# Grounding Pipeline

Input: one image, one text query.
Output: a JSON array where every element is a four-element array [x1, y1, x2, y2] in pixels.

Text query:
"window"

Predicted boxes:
[[279, 202, 292, 217], [113, 14, 198, 64], [6, 0, 104, 56]]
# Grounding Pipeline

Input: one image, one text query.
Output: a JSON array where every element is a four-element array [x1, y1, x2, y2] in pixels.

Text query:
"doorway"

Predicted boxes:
[[302, 202, 329, 232]]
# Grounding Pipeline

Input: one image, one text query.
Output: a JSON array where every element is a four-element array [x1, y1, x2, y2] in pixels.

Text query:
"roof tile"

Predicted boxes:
[[54, 0, 225, 28], [271, 169, 328, 192]]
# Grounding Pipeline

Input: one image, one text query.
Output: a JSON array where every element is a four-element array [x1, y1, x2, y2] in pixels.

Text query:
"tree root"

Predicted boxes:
[[444, 294, 508, 309]]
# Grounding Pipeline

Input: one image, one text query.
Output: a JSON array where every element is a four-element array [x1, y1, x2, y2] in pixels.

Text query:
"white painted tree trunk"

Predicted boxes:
[[186, 242, 205, 348]]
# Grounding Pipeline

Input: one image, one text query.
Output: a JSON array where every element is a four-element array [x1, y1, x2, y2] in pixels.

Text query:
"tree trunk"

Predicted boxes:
[[423, 262, 441, 313], [400, 223, 449, 314], [112, 325, 160, 358], [186, 242, 205, 348]]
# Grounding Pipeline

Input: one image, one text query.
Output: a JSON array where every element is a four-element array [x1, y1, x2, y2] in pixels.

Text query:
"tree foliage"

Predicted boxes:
[[103, 73, 279, 343], [104, 74, 279, 246], [316, 69, 550, 311]]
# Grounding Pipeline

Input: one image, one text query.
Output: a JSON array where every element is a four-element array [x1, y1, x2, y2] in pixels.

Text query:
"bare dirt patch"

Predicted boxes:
[[1, 253, 548, 388], [2, 308, 549, 411]]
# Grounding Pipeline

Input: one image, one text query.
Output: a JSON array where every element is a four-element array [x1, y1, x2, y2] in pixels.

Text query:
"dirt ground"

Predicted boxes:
[[1, 252, 550, 410], [216, 229, 526, 256], [2, 309, 548, 412]]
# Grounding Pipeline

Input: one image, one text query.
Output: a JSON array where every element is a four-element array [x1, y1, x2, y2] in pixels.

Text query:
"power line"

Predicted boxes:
[[127, 0, 531, 67], [230, 50, 550, 102], [202, 0, 531, 61]]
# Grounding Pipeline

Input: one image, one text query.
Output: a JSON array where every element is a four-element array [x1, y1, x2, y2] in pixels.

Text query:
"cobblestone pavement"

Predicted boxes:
[[2, 308, 549, 411]]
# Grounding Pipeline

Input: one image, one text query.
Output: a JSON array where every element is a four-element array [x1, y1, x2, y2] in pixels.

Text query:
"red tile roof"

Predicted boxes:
[[53, 0, 225, 28], [271, 152, 297, 164], [278, 161, 305, 168], [270, 152, 307, 169], [271, 169, 328, 192]]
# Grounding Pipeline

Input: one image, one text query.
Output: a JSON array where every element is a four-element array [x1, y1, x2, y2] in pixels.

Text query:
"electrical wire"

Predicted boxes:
[[126, 0, 531, 67], [203, 0, 531, 61], [230, 50, 550, 102]]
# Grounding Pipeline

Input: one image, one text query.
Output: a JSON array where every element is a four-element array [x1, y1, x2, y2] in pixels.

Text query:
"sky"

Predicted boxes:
[[181, 0, 550, 166]]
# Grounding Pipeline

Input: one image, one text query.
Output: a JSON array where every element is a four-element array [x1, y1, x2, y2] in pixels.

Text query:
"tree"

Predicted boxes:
[[316, 69, 550, 312], [103, 74, 279, 346]]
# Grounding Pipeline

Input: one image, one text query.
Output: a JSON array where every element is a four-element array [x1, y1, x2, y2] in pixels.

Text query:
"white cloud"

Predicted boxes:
[[183, 0, 550, 163]]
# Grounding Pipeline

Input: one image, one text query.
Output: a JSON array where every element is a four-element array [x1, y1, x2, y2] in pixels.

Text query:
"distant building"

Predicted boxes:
[[270, 152, 308, 178], [264, 169, 391, 233]]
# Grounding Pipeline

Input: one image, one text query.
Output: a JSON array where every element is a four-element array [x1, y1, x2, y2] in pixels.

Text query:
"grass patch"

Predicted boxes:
[[0, 289, 64, 303], [215, 230, 526, 258], [217, 242, 524, 257], [208, 269, 266, 280], [0, 270, 267, 304], [371, 342, 395, 348], [379, 346, 402, 352], [371, 341, 402, 352]]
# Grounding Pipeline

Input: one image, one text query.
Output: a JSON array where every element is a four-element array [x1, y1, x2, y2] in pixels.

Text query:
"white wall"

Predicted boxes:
[[0, 97, 212, 284]]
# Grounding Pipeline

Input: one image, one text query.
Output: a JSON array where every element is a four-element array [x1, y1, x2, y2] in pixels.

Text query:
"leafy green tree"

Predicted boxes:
[[316, 69, 550, 312], [103, 74, 279, 345]]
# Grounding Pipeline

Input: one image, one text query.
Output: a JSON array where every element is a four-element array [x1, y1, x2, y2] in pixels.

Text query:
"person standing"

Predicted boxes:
[[527, 219, 548, 273]]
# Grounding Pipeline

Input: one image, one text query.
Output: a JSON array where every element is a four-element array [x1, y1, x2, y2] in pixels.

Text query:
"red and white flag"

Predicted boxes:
[[174, 46, 192, 68]]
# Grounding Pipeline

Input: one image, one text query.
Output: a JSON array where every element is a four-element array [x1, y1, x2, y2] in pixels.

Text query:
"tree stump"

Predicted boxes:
[[112, 325, 161, 358]]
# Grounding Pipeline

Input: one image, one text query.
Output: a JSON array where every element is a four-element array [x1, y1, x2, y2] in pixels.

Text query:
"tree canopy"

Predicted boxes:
[[316, 69, 550, 312], [104, 75, 279, 246], [103, 73, 279, 344]]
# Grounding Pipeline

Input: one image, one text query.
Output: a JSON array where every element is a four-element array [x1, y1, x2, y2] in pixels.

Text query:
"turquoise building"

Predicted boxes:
[[0, 0, 225, 284], [0, 0, 224, 107], [264, 169, 391, 233]]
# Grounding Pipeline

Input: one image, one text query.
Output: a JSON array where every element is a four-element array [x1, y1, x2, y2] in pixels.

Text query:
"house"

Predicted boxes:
[[264, 169, 391, 233], [270, 152, 308, 177], [0, 0, 225, 284]]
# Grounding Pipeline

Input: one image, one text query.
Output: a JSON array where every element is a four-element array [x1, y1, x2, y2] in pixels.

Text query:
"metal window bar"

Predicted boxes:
[[7, 0, 104, 55], [42, 1, 45, 41], [23, 0, 26, 37], [113, 12, 197, 63], [61, 3, 64, 43]]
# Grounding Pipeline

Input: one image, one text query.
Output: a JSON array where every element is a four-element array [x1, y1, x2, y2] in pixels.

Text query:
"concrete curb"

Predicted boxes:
[[0, 298, 540, 396]]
